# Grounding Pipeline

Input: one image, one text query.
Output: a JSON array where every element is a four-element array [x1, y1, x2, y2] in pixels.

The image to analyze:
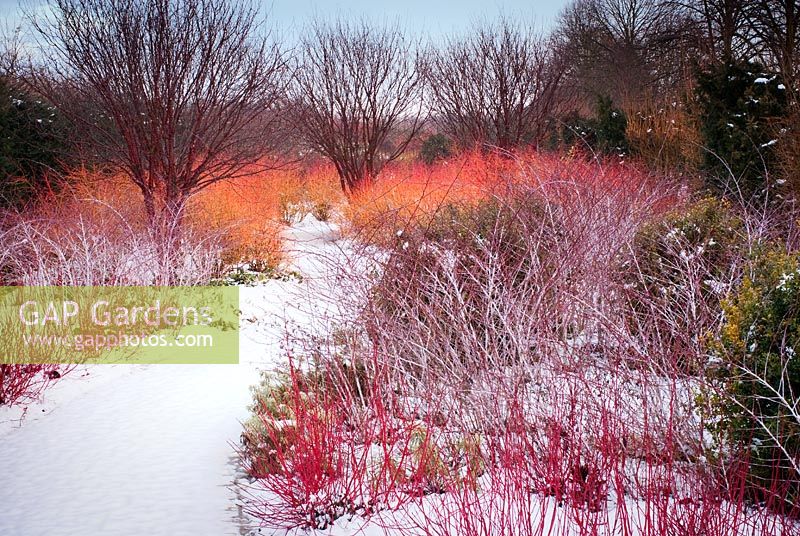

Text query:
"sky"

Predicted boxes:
[[267, 0, 569, 39], [0, 0, 571, 41]]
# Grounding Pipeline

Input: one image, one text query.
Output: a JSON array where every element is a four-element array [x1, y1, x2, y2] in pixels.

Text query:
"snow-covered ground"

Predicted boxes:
[[1, 214, 795, 536], [0, 215, 344, 536]]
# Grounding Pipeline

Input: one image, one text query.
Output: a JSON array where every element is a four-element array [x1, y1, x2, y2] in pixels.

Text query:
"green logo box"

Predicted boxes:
[[0, 286, 240, 364]]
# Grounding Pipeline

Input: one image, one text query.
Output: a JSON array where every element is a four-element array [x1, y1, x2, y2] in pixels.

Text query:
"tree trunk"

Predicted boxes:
[[145, 189, 188, 286]]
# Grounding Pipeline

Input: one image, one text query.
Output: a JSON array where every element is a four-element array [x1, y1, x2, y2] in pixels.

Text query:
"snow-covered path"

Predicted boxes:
[[0, 365, 255, 535], [0, 216, 344, 536]]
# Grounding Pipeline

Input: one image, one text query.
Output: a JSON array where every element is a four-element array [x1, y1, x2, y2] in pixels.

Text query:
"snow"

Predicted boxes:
[[754, 77, 769, 84], [0, 364, 255, 535], [247, 480, 789, 536], [0, 215, 345, 536], [0, 213, 796, 536]]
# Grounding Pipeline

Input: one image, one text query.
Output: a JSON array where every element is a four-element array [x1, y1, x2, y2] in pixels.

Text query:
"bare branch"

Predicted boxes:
[[424, 18, 571, 152], [290, 18, 423, 195], [28, 0, 290, 237]]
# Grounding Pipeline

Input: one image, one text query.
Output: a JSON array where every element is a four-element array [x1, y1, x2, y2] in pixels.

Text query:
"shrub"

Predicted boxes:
[[241, 364, 372, 529], [0, 177, 223, 286], [360, 155, 672, 385], [592, 95, 628, 155], [550, 96, 628, 157], [240, 353, 403, 529], [626, 100, 703, 173], [190, 173, 284, 272], [422, 196, 533, 245], [385, 424, 485, 497], [244, 152, 798, 533], [245, 368, 350, 468], [343, 155, 489, 240], [367, 192, 563, 384], [693, 61, 788, 197], [774, 110, 800, 200], [630, 197, 745, 291], [624, 197, 747, 372], [0, 364, 65, 408], [241, 346, 490, 528], [191, 163, 342, 272], [312, 199, 332, 222], [709, 248, 800, 508], [419, 134, 453, 165], [0, 78, 70, 208], [550, 111, 597, 152]]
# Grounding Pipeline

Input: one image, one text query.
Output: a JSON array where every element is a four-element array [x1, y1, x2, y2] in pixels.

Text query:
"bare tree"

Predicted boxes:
[[674, 0, 751, 63], [29, 0, 289, 239], [748, 0, 799, 102], [558, 0, 694, 108], [0, 25, 22, 78], [291, 19, 423, 195], [424, 19, 569, 151]]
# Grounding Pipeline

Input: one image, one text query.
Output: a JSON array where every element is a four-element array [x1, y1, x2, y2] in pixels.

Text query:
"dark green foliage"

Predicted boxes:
[[550, 96, 628, 156], [551, 112, 597, 151], [630, 197, 745, 297], [592, 96, 627, 154], [710, 249, 800, 506], [693, 61, 788, 197], [0, 78, 69, 208], [419, 134, 453, 165], [424, 197, 528, 246], [416, 195, 554, 289]]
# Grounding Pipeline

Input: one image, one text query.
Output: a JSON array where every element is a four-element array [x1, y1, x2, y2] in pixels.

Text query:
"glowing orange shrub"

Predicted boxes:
[[22, 166, 149, 247], [345, 149, 676, 240], [16, 163, 344, 276], [190, 163, 343, 270], [10, 152, 672, 278]]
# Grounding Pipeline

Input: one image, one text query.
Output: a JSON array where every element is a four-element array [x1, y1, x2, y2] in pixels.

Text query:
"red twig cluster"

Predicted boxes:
[[244, 155, 800, 534]]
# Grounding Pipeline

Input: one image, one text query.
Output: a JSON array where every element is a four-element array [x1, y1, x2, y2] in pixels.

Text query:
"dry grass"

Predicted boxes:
[[625, 100, 703, 173], [774, 110, 800, 199]]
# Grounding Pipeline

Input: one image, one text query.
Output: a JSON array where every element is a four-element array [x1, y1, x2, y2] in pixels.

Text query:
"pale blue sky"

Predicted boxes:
[[267, 0, 569, 38], [1, 0, 571, 40]]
